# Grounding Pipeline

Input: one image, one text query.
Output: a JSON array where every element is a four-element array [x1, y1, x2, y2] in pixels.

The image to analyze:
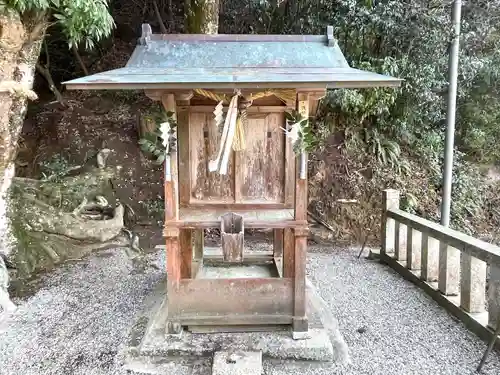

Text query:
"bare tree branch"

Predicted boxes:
[[36, 42, 66, 105], [153, 0, 168, 34], [72, 44, 89, 76]]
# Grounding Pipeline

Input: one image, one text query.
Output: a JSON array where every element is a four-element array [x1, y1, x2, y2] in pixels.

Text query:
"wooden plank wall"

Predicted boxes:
[[240, 113, 285, 202], [181, 106, 292, 206], [168, 278, 294, 322], [189, 112, 235, 203]]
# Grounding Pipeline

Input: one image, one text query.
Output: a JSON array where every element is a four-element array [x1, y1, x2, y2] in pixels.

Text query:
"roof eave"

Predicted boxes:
[[64, 79, 402, 91]]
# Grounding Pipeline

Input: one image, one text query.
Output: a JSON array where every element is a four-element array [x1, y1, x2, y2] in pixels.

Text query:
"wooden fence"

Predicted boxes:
[[380, 189, 500, 345]]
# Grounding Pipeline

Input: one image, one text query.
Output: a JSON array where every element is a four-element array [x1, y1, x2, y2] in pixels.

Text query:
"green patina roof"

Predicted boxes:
[[64, 28, 401, 90]]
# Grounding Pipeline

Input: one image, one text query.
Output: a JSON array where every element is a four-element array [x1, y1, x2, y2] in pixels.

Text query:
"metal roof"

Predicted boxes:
[[64, 27, 402, 90]]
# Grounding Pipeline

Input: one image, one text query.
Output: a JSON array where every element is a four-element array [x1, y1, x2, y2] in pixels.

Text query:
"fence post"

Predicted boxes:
[[460, 254, 487, 313], [488, 265, 500, 330], [381, 189, 400, 258], [395, 222, 407, 262], [438, 242, 460, 296], [421, 234, 439, 282], [407, 228, 422, 270]]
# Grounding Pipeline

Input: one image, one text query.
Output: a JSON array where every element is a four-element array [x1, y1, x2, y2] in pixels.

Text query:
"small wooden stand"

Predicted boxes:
[[221, 213, 244, 263]]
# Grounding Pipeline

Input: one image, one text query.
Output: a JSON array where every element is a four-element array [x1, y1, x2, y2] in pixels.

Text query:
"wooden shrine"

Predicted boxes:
[[64, 25, 401, 339]]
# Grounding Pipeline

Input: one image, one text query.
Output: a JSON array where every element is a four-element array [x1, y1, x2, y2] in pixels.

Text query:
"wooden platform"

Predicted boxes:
[[164, 208, 307, 229]]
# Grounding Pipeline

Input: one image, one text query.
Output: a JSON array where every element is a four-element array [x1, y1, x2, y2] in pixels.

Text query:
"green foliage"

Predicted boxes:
[[1, 0, 114, 49], [39, 154, 77, 182], [220, 0, 500, 232], [185, 0, 206, 33], [284, 109, 317, 153], [401, 192, 418, 215], [139, 197, 164, 222], [138, 109, 177, 165]]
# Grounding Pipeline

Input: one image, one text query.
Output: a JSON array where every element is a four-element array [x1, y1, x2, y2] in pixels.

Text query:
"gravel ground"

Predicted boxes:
[[0, 250, 164, 375], [0, 245, 499, 375]]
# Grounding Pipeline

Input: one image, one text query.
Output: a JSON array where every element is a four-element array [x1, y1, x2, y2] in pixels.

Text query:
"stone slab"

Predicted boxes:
[[123, 277, 349, 374], [212, 351, 262, 375]]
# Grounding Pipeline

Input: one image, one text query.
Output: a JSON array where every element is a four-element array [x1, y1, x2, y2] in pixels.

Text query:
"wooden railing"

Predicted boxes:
[[380, 189, 500, 343]]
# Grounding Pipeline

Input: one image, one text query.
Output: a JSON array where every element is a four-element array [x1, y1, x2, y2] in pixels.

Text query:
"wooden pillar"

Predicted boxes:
[[273, 229, 284, 258], [176, 92, 199, 276], [283, 228, 295, 278], [162, 92, 182, 334], [193, 230, 204, 261], [162, 93, 181, 281], [292, 228, 308, 339], [179, 229, 193, 278], [291, 92, 309, 339]]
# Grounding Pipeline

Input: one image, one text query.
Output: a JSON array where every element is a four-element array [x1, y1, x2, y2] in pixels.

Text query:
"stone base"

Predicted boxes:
[[123, 277, 349, 374], [212, 351, 262, 375]]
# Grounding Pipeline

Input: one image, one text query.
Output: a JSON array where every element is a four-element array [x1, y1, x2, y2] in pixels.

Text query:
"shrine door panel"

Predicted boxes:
[[240, 113, 285, 203], [189, 112, 235, 203]]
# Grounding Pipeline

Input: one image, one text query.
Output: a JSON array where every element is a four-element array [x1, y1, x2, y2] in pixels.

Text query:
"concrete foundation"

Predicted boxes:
[[123, 277, 349, 374]]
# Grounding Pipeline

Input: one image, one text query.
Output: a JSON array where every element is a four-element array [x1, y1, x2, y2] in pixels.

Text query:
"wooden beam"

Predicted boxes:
[[306, 89, 326, 118], [166, 236, 181, 284], [144, 89, 194, 101], [177, 99, 191, 206], [182, 105, 288, 113], [179, 229, 193, 278], [164, 220, 308, 231], [193, 229, 204, 261], [283, 228, 295, 278], [273, 229, 284, 258], [293, 228, 308, 336], [162, 93, 181, 291], [179, 315, 293, 326], [162, 93, 179, 221], [284, 106, 296, 206], [168, 278, 294, 322], [234, 151, 244, 203]]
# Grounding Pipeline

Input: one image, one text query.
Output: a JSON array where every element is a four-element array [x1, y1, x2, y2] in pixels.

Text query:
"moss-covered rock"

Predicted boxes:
[[8, 166, 128, 280]]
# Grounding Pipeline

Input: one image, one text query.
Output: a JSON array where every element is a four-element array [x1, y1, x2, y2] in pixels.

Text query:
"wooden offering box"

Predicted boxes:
[[64, 25, 401, 338]]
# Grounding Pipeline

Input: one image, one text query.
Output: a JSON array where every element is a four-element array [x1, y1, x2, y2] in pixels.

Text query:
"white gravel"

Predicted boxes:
[[1, 245, 499, 375], [0, 250, 164, 375]]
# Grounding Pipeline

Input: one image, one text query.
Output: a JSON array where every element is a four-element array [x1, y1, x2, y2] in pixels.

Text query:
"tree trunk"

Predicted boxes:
[[0, 11, 46, 258], [185, 0, 219, 34]]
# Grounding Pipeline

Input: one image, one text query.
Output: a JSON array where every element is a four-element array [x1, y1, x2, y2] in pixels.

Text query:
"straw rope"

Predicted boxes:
[[194, 88, 296, 105], [194, 88, 228, 103], [233, 117, 246, 151]]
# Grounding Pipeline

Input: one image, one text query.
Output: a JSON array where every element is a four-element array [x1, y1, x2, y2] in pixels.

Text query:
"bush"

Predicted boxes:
[[220, 0, 500, 234]]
